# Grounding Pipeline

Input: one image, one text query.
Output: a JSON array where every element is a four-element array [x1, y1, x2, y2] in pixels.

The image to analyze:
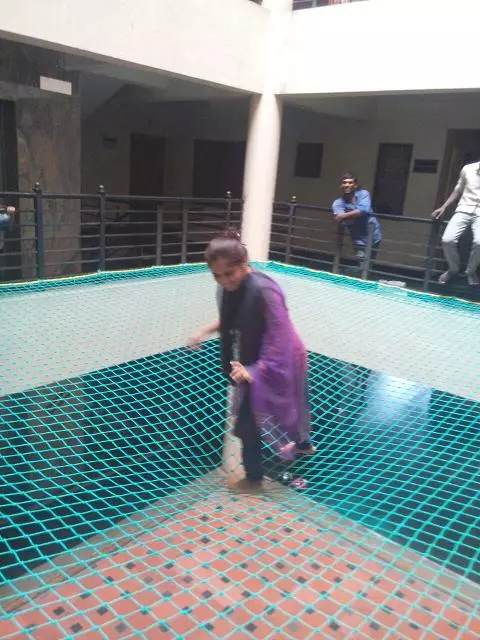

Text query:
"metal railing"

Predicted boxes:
[[270, 198, 460, 294], [293, 0, 367, 9], [0, 185, 242, 283], [1, 187, 478, 300]]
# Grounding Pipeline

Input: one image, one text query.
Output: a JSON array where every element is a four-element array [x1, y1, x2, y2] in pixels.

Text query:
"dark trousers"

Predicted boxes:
[[242, 433, 264, 483], [354, 242, 380, 271], [236, 393, 311, 483], [236, 393, 264, 482]]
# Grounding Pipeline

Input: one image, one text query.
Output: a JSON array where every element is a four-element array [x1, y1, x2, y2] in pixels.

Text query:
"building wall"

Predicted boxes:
[[284, 0, 480, 95], [0, 0, 268, 94], [0, 40, 81, 278], [275, 93, 480, 266], [81, 91, 480, 268], [279, 94, 480, 209], [81, 98, 250, 195], [3, 0, 480, 97], [85, 92, 480, 207]]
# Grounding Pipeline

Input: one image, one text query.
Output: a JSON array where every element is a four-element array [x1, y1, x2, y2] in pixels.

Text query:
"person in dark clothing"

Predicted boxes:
[[0, 203, 15, 279], [190, 229, 315, 491]]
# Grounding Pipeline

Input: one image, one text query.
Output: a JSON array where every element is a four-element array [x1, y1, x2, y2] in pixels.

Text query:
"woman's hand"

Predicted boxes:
[[187, 320, 220, 350], [230, 361, 252, 384], [188, 329, 208, 350]]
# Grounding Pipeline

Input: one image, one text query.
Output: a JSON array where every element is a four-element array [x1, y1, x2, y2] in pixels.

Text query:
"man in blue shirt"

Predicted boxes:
[[332, 173, 381, 271]]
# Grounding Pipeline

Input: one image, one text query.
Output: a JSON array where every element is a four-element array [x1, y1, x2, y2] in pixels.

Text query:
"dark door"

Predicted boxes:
[[192, 140, 246, 199], [437, 130, 480, 203], [127, 134, 166, 267], [0, 100, 20, 281], [372, 143, 413, 215], [130, 134, 165, 196]]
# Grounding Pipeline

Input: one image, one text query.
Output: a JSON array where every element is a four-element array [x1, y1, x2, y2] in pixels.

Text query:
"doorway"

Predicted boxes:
[[192, 140, 246, 199], [129, 133, 166, 196], [126, 134, 166, 267], [0, 100, 20, 281], [372, 143, 413, 215], [437, 129, 480, 204]]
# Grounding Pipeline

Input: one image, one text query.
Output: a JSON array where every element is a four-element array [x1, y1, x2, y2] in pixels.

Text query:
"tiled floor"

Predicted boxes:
[[1, 480, 479, 640]]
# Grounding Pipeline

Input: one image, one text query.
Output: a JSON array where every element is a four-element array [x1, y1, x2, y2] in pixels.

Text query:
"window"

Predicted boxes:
[[294, 142, 323, 178]]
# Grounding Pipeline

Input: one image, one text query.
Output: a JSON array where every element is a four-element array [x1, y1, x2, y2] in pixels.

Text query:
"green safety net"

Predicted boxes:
[[0, 263, 479, 639]]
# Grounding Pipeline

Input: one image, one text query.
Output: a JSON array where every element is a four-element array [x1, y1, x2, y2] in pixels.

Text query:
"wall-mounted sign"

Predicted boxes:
[[39, 76, 72, 96], [102, 137, 118, 150], [413, 159, 438, 174]]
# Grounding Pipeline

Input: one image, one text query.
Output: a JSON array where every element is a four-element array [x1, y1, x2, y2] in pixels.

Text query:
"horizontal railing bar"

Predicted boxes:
[[0, 192, 242, 204], [103, 243, 157, 252], [273, 201, 441, 225], [0, 192, 36, 198], [105, 194, 242, 204], [3, 224, 37, 230], [43, 247, 101, 255], [103, 232, 161, 240], [42, 258, 100, 268], [104, 254, 154, 263]]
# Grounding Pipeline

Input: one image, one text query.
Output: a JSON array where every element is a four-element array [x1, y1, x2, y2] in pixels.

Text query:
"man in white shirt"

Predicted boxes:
[[432, 161, 480, 286]]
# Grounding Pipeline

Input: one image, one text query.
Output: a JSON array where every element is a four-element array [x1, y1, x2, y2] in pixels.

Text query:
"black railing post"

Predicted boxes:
[[181, 200, 188, 264], [361, 220, 375, 280], [156, 205, 163, 266], [332, 225, 344, 274], [285, 195, 297, 264], [32, 182, 45, 279], [226, 190, 232, 227], [97, 185, 106, 271], [423, 220, 440, 292]]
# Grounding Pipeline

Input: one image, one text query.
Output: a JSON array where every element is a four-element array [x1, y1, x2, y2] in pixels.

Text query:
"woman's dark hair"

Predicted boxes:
[[205, 227, 248, 266]]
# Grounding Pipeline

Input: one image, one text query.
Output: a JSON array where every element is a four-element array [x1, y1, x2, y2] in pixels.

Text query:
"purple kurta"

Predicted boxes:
[[231, 279, 311, 459]]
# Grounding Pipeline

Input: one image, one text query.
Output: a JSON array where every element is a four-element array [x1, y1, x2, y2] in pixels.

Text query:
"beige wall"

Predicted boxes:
[[0, 40, 81, 279], [278, 94, 480, 213], [3, 0, 480, 98], [284, 0, 480, 95], [0, 0, 268, 93], [81, 92, 480, 268], [274, 93, 480, 267], [81, 98, 249, 195]]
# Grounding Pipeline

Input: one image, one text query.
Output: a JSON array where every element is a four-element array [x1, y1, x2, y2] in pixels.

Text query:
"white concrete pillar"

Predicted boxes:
[[241, 94, 283, 261], [241, 0, 292, 261]]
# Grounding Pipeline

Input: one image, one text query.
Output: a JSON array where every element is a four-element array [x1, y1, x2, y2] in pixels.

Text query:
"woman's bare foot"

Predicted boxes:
[[295, 445, 317, 456], [228, 477, 263, 492]]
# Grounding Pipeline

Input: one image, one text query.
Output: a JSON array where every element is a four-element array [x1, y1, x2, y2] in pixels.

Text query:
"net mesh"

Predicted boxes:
[[1, 263, 479, 639]]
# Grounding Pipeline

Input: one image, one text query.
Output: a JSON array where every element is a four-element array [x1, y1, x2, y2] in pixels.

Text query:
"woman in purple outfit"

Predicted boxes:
[[190, 229, 315, 491]]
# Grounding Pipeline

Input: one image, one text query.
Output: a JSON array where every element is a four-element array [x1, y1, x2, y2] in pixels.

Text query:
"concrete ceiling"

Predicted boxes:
[[286, 95, 377, 120], [63, 54, 247, 118], [64, 52, 480, 122], [286, 90, 480, 121]]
